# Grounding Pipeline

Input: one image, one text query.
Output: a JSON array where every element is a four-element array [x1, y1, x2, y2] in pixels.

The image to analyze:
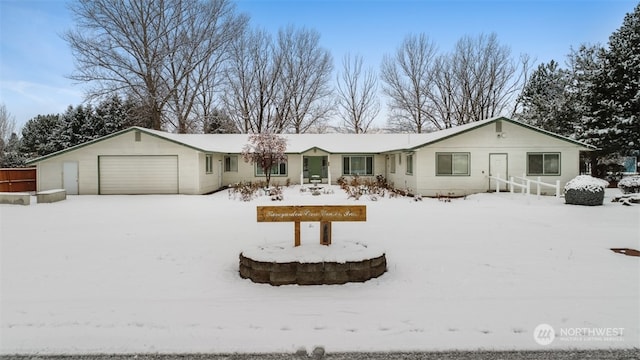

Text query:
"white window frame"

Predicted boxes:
[[406, 154, 413, 175], [342, 155, 374, 176], [256, 161, 288, 176], [436, 152, 470, 176], [527, 153, 560, 176], [389, 154, 396, 174], [224, 155, 238, 172], [205, 154, 213, 174]]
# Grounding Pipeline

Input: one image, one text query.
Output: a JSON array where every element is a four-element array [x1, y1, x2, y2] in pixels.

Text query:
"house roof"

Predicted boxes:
[[135, 116, 597, 153], [26, 116, 596, 164]]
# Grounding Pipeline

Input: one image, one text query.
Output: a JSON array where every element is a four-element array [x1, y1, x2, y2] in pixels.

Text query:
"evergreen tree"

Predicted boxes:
[[53, 104, 94, 150], [93, 95, 130, 136], [21, 114, 62, 157], [0, 133, 26, 167], [203, 108, 237, 134], [581, 4, 640, 157], [516, 60, 578, 137]]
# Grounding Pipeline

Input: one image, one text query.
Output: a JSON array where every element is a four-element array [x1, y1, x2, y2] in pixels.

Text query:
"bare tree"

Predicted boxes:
[[0, 104, 16, 146], [445, 33, 530, 125], [382, 33, 530, 132], [335, 54, 380, 134], [65, 0, 247, 132], [380, 33, 438, 133], [277, 26, 334, 133], [223, 28, 284, 133], [223, 26, 332, 134]]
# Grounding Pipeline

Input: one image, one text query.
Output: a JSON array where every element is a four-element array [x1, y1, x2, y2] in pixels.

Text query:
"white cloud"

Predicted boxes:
[[0, 80, 84, 128]]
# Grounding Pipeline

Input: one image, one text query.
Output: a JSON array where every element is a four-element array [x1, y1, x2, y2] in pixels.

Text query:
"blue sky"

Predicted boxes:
[[0, 0, 637, 130]]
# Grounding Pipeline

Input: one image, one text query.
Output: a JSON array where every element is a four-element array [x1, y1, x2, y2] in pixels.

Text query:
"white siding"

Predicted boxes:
[[34, 130, 204, 195], [412, 121, 585, 196], [32, 120, 589, 196], [222, 154, 302, 187], [198, 153, 222, 194], [327, 154, 385, 184]]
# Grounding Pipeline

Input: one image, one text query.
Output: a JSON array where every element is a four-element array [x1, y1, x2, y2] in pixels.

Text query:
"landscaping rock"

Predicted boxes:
[[239, 252, 386, 286]]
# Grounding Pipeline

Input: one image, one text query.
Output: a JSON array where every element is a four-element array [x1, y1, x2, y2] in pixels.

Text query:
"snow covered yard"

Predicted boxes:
[[0, 186, 638, 354]]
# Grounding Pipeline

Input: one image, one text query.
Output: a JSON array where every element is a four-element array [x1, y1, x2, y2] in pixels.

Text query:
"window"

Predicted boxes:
[[343, 155, 373, 175], [389, 154, 396, 173], [205, 155, 213, 174], [436, 153, 470, 176], [406, 154, 413, 175], [527, 153, 560, 175], [134, 131, 141, 142], [224, 155, 238, 172], [256, 161, 287, 176]]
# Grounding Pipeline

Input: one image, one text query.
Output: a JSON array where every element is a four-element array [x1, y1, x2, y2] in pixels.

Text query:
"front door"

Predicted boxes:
[[63, 161, 79, 195], [489, 154, 508, 191], [307, 156, 323, 179]]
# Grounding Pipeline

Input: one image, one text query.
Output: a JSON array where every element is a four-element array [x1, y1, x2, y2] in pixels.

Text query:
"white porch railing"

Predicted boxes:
[[490, 174, 528, 194], [489, 174, 561, 198], [515, 175, 561, 198]]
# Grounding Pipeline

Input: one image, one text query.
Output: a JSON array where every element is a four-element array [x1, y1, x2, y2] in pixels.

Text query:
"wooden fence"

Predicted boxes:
[[0, 168, 37, 192]]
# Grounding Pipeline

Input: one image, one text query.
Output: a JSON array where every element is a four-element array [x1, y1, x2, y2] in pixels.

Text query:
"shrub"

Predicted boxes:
[[228, 181, 260, 202], [338, 175, 390, 200], [269, 184, 283, 201], [618, 175, 640, 194], [564, 175, 609, 206]]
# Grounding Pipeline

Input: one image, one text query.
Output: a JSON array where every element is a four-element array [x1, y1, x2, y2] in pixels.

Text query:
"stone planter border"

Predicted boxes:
[[239, 253, 387, 286]]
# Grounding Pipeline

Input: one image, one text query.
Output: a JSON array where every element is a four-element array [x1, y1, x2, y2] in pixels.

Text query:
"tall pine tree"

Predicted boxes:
[[581, 4, 640, 158], [516, 60, 578, 137], [21, 114, 62, 157]]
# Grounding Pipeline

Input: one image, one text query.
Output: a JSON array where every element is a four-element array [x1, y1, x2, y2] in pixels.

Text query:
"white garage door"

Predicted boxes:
[[99, 155, 178, 194]]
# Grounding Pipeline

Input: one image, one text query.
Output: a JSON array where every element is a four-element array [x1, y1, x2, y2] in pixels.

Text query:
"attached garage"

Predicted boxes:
[[98, 155, 178, 195]]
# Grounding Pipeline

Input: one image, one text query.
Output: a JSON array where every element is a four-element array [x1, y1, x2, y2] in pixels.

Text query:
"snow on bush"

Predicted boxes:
[[564, 175, 608, 206], [618, 175, 640, 194], [564, 175, 609, 193]]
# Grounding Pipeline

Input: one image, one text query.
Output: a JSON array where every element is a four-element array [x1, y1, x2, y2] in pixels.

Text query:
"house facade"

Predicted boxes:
[[27, 117, 594, 196]]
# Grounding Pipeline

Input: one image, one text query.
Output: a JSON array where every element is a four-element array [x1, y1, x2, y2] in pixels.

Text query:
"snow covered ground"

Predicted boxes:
[[1, 186, 638, 354]]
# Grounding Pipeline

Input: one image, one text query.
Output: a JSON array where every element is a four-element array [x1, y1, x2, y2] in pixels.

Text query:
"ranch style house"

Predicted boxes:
[[26, 116, 595, 196]]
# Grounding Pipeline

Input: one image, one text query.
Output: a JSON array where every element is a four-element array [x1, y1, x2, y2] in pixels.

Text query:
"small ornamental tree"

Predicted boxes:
[[242, 133, 287, 188]]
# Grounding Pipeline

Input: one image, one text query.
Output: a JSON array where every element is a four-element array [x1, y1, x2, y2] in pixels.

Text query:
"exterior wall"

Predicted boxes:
[[300, 149, 330, 184], [34, 130, 204, 195], [221, 153, 302, 187], [32, 120, 588, 196], [287, 154, 303, 186], [197, 152, 223, 194], [37, 161, 64, 192], [327, 153, 385, 184], [412, 121, 585, 197], [383, 152, 418, 192], [223, 152, 388, 186], [220, 154, 245, 186]]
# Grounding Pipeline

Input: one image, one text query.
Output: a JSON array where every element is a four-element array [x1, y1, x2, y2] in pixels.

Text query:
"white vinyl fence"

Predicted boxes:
[[490, 174, 561, 198]]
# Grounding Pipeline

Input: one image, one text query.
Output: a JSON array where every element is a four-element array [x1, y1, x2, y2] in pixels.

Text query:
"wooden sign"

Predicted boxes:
[[257, 205, 366, 246], [257, 205, 366, 222]]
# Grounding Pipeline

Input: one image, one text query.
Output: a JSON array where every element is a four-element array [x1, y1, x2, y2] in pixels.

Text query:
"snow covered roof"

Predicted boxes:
[[26, 116, 596, 164], [135, 116, 596, 154], [141, 129, 433, 154]]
